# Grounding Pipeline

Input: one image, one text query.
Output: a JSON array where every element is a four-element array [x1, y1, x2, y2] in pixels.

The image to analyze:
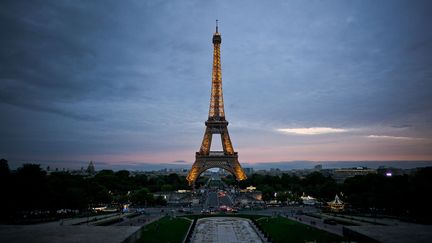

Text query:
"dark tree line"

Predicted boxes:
[[0, 159, 188, 223], [224, 172, 340, 201], [343, 168, 432, 223], [224, 168, 432, 223], [1, 158, 431, 224]]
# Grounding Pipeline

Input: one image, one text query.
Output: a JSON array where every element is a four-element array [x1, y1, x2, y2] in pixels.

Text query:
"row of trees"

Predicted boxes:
[[0, 160, 188, 222], [343, 168, 432, 223], [230, 172, 339, 201], [224, 168, 432, 223], [1, 158, 431, 223]]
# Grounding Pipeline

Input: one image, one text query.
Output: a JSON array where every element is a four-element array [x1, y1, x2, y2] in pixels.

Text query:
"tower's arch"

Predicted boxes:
[[186, 153, 246, 185]]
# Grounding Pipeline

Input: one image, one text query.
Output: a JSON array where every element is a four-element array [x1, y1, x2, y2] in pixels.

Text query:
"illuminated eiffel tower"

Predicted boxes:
[[186, 21, 247, 186]]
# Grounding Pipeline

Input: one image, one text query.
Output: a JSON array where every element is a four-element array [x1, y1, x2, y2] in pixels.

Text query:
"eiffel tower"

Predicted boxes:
[[186, 21, 247, 186]]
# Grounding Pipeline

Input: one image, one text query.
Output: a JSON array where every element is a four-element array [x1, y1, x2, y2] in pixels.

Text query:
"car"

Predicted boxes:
[[323, 219, 337, 225]]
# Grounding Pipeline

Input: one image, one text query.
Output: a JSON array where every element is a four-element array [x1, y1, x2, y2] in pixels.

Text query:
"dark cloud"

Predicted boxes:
[[1, 0, 432, 165], [0, 91, 101, 121]]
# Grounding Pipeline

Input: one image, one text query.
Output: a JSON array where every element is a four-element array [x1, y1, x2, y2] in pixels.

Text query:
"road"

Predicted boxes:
[[205, 191, 219, 208], [204, 190, 235, 210], [203, 173, 234, 210]]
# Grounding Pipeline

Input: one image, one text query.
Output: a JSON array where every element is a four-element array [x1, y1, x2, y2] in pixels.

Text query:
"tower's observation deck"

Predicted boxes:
[[186, 21, 247, 186]]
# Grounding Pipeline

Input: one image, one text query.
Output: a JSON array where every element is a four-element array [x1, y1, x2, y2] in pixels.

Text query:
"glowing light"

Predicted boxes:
[[386, 172, 392, 177], [246, 186, 256, 191], [277, 127, 347, 135]]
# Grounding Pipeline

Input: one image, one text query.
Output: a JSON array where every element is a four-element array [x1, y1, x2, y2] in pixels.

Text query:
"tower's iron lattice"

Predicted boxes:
[[186, 22, 247, 186]]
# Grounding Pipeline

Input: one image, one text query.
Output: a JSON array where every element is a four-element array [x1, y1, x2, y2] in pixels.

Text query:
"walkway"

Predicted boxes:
[[286, 215, 344, 236], [191, 217, 263, 243], [0, 224, 140, 243]]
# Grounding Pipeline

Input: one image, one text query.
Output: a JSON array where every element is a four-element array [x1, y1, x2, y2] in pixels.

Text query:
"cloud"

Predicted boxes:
[[277, 127, 348, 135], [366, 135, 425, 141], [1, 0, 432, 163], [0, 89, 101, 121], [390, 124, 412, 129]]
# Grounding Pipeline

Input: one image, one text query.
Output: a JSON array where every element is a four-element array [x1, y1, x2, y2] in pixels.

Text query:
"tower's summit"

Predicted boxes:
[[213, 20, 221, 44]]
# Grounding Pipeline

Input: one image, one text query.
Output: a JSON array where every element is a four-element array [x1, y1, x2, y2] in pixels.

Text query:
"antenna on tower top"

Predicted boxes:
[[216, 19, 219, 33]]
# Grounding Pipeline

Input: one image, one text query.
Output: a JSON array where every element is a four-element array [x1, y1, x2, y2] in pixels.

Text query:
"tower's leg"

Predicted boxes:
[[221, 128, 234, 155], [186, 159, 203, 186], [231, 158, 247, 181], [199, 127, 212, 155]]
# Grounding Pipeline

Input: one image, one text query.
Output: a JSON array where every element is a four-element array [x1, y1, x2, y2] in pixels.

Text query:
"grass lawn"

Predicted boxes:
[[257, 216, 344, 243], [138, 216, 191, 243]]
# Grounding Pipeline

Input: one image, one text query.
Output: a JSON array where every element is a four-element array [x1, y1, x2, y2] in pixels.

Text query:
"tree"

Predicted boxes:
[[14, 164, 49, 210], [47, 172, 88, 210], [161, 184, 174, 192], [86, 182, 112, 205], [276, 192, 289, 203], [0, 159, 11, 219], [261, 185, 275, 202], [0, 158, 10, 177], [155, 196, 167, 206], [130, 188, 154, 206], [94, 170, 119, 191]]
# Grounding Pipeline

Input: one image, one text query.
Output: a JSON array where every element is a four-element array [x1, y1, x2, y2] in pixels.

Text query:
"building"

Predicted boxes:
[[243, 167, 254, 175], [332, 167, 377, 183], [86, 161, 96, 175]]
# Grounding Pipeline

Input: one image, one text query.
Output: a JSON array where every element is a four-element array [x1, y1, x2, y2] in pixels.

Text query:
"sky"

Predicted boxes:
[[1, 0, 432, 169]]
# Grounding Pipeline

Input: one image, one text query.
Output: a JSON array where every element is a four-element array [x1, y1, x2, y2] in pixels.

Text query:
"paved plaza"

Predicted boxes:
[[0, 224, 140, 243], [344, 225, 432, 243], [191, 217, 263, 243]]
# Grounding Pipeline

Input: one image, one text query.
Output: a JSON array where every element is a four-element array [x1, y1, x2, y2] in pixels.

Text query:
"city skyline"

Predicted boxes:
[[1, 0, 432, 167]]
